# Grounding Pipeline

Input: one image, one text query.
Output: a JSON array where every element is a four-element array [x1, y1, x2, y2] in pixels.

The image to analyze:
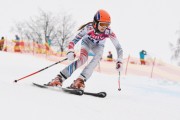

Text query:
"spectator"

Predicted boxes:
[[0, 37, 5, 51], [139, 50, 147, 65], [15, 35, 20, 40], [46, 36, 51, 46], [107, 51, 113, 61], [13, 35, 21, 52]]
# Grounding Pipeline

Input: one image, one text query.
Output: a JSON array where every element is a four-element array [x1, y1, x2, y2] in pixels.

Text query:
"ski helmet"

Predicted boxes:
[[94, 9, 111, 23], [93, 9, 111, 32]]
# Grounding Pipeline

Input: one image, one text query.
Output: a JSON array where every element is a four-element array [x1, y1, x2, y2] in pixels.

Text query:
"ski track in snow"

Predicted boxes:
[[0, 52, 180, 120]]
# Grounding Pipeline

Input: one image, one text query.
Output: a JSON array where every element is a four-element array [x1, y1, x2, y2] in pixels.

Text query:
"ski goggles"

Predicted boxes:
[[99, 22, 110, 27]]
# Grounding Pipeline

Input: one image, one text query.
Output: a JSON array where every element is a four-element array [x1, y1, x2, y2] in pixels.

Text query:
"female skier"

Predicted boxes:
[[46, 9, 123, 90]]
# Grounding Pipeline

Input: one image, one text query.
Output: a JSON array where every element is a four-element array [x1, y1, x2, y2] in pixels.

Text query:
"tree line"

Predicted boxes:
[[11, 9, 76, 53]]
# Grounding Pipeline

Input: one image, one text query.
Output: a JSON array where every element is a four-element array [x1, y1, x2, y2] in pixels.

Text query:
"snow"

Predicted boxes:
[[0, 51, 180, 120]]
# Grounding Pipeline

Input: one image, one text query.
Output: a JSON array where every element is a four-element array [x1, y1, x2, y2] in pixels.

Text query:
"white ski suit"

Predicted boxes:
[[60, 23, 123, 81]]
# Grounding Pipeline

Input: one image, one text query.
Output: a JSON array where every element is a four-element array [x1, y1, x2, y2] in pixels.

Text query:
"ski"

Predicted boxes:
[[32, 83, 83, 95], [62, 87, 84, 95], [32, 83, 106, 98], [84, 91, 106, 98]]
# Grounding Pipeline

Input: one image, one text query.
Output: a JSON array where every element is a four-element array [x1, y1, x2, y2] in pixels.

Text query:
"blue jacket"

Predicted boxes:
[[139, 51, 147, 59]]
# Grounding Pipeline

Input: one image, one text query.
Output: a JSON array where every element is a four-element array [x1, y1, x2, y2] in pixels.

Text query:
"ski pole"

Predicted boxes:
[[118, 72, 121, 91], [14, 58, 68, 83]]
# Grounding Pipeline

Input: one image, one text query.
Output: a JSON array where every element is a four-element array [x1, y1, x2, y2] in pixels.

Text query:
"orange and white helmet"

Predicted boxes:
[[93, 9, 111, 32], [94, 9, 111, 23]]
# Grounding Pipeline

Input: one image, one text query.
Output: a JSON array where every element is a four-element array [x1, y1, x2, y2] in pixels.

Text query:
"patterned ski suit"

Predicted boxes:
[[60, 23, 123, 81]]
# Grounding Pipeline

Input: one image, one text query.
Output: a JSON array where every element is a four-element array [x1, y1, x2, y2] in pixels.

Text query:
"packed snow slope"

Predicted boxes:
[[0, 51, 180, 120]]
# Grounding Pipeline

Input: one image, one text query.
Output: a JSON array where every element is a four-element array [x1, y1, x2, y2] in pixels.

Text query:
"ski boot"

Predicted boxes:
[[70, 78, 85, 90], [45, 74, 63, 87]]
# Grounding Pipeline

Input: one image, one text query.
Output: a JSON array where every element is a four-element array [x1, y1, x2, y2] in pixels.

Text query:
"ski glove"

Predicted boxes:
[[67, 49, 76, 61], [116, 61, 123, 72]]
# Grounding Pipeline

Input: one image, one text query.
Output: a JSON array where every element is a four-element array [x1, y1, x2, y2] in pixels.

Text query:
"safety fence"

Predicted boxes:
[[1, 39, 180, 82]]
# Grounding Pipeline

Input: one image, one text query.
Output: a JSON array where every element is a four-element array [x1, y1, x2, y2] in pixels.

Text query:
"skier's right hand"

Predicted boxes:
[[67, 49, 76, 61]]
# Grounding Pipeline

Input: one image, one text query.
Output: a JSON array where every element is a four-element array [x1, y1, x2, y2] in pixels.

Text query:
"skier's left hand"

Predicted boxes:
[[116, 61, 123, 72]]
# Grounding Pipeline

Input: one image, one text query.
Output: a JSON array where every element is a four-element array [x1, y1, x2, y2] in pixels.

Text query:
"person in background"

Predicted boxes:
[[139, 50, 147, 65], [15, 35, 20, 40], [107, 51, 113, 61], [13, 35, 21, 52], [0, 37, 5, 51]]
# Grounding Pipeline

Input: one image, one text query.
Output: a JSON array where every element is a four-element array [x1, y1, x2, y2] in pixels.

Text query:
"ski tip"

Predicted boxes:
[[14, 80, 18, 83], [77, 90, 84, 95], [32, 82, 36, 85], [32, 82, 47, 88], [98, 92, 107, 98]]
